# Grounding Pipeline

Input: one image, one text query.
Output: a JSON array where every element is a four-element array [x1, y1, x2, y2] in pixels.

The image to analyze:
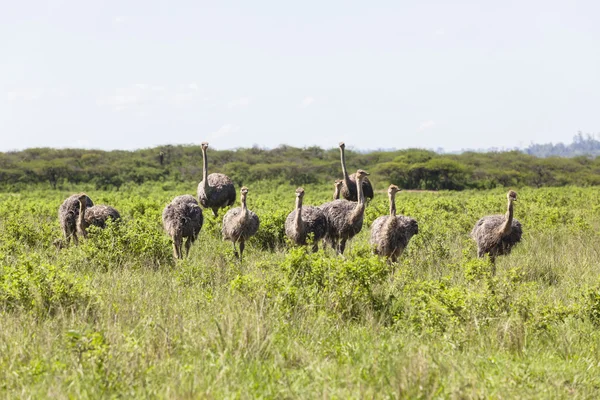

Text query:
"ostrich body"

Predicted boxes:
[[222, 187, 259, 260], [58, 193, 94, 246], [320, 169, 370, 254], [332, 179, 343, 200], [370, 185, 419, 262], [162, 194, 204, 259], [471, 190, 522, 264], [285, 187, 328, 252], [339, 142, 374, 202], [76, 193, 121, 239], [197, 142, 236, 217]]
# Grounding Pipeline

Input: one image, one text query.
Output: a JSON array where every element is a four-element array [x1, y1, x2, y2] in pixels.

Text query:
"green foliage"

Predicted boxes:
[[281, 246, 390, 319], [74, 218, 173, 271], [2, 142, 600, 191], [1, 185, 600, 397], [0, 253, 96, 314]]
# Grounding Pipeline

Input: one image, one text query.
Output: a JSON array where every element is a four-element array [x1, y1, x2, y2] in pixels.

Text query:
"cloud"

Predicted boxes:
[[228, 97, 250, 108], [210, 124, 240, 139], [6, 88, 44, 102], [73, 139, 91, 148], [113, 16, 126, 24], [433, 28, 445, 36], [97, 86, 143, 110], [300, 96, 315, 108], [418, 120, 436, 132], [96, 84, 206, 111]]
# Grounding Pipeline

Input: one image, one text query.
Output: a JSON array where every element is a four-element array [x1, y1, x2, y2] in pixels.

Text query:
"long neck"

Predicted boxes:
[[333, 186, 340, 200], [350, 177, 366, 221], [389, 192, 396, 216], [340, 147, 349, 180], [201, 147, 208, 189], [383, 193, 399, 232], [294, 196, 303, 229], [239, 194, 249, 220], [499, 199, 514, 236], [356, 177, 365, 206], [77, 200, 87, 237]]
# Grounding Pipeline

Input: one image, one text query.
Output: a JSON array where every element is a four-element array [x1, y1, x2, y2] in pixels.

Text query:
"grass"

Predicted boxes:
[[1, 184, 600, 398]]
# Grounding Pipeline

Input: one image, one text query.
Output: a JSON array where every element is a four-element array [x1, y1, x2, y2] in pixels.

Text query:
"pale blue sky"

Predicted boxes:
[[1, 1, 599, 152]]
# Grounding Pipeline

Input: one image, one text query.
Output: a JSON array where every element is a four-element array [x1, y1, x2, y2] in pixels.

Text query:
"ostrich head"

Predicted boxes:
[[295, 187, 305, 198], [201, 142, 209, 151], [339, 142, 346, 150], [507, 190, 517, 202], [334, 179, 343, 188], [388, 184, 400, 196], [240, 186, 249, 196], [355, 169, 370, 181]]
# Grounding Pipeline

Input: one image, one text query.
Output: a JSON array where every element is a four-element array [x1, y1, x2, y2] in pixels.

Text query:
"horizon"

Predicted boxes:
[[2, 1, 599, 152], [2, 132, 597, 155]]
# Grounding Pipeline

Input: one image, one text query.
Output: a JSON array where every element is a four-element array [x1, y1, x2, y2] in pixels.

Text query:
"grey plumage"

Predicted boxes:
[[370, 185, 419, 262], [471, 190, 523, 265], [320, 169, 370, 254], [163, 194, 204, 259], [76, 193, 121, 239], [222, 186, 259, 260], [84, 205, 121, 228], [197, 142, 236, 217], [285, 187, 328, 252], [58, 193, 94, 246], [339, 142, 374, 202]]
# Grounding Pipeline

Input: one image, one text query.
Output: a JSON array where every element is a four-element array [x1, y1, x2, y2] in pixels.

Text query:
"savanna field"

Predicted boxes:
[[2, 182, 600, 398]]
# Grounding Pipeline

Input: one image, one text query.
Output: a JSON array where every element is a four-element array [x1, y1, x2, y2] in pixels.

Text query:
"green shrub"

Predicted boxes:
[[0, 253, 97, 314]]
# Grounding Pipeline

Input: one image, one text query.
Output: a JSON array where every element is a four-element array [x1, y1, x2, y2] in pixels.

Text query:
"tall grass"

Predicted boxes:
[[1, 185, 600, 398]]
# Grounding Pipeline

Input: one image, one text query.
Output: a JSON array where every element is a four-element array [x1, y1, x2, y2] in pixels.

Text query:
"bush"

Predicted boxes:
[[0, 253, 97, 314]]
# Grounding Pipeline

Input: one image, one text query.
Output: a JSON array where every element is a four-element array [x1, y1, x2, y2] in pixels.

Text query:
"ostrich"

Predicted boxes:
[[320, 169, 370, 255], [370, 184, 419, 262], [197, 142, 236, 217], [332, 179, 343, 200], [58, 193, 94, 246], [162, 194, 204, 259], [76, 193, 121, 239], [471, 190, 523, 265], [339, 142, 374, 202], [285, 187, 328, 252], [222, 186, 259, 260]]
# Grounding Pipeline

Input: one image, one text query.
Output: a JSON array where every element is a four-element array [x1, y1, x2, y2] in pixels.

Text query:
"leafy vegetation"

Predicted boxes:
[[1, 183, 600, 397], [2, 137, 600, 192]]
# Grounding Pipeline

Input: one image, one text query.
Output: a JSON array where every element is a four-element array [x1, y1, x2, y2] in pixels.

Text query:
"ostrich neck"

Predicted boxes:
[[356, 177, 365, 205], [389, 192, 396, 216], [350, 177, 366, 223], [333, 186, 340, 200], [340, 147, 350, 180], [201, 148, 208, 190], [294, 197, 304, 231], [381, 192, 399, 235], [239, 195, 249, 222], [77, 201, 87, 236], [499, 199, 514, 236]]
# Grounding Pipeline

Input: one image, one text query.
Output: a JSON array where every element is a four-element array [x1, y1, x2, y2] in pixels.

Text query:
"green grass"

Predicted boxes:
[[1, 184, 600, 398]]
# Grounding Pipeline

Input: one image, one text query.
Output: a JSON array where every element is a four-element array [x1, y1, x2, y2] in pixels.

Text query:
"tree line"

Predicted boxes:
[[1, 144, 599, 191], [524, 132, 600, 158]]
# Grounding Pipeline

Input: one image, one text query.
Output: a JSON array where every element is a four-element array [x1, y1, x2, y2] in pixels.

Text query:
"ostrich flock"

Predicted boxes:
[[58, 142, 522, 264]]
